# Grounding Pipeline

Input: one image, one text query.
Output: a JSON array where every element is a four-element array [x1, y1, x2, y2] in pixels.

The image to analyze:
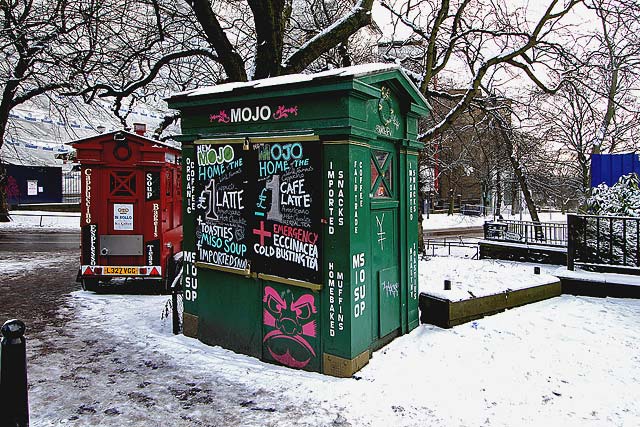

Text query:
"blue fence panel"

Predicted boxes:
[[591, 153, 640, 187], [6, 164, 62, 205]]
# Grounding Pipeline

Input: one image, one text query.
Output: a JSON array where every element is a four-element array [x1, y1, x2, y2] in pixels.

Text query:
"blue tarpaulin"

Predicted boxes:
[[591, 153, 640, 187]]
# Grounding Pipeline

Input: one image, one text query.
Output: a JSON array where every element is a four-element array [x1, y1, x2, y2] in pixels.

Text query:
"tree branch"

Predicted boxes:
[[188, 0, 247, 81], [282, 0, 374, 74], [71, 48, 219, 99]]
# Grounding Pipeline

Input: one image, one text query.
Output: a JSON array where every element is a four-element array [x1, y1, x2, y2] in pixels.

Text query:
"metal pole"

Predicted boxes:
[[567, 214, 576, 271], [172, 290, 180, 335], [1, 319, 29, 426]]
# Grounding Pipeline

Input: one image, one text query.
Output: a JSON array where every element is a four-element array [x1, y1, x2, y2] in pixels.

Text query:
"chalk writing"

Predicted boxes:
[[409, 243, 418, 300], [192, 139, 320, 282], [327, 261, 345, 337], [376, 213, 386, 250], [84, 168, 92, 224], [408, 162, 417, 221], [327, 162, 345, 235], [183, 251, 198, 301], [353, 252, 366, 318], [251, 141, 321, 282], [194, 144, 250, 271], [382, 280, 399, 298], [353, 160, 363, 234], [265, 175, 283, 221]]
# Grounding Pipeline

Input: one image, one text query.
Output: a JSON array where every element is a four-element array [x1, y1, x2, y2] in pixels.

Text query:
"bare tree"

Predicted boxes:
[[380, 0, 582, 137], [76, 0, 375, 97], [0, 0, 103, 219], [1, 0, 377, 217], [519, 0, 640, 207], [583, 0, 640, 153], [377, 0, 585, 224]]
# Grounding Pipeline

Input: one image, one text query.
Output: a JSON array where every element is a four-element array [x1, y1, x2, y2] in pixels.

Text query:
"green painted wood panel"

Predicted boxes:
[[171, 66, 429, 374]]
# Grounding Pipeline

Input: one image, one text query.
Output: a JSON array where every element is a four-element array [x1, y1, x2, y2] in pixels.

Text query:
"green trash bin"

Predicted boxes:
[[167, 63, 430, 377]]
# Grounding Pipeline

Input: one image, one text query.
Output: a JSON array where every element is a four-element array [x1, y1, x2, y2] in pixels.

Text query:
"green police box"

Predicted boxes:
[[167, 64, 429, 377]]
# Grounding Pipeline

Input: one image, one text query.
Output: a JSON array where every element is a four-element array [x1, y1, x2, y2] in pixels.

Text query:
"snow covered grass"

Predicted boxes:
[[0, 252, 64, 278], [4, 210, 638, 425], [0, 208, 568, 234], [3, 210, 80, 231], [57, 291, 640, 426], [422, 210, 568, 230], [420, 257, 560, 301], [556, 267, 640, 286]]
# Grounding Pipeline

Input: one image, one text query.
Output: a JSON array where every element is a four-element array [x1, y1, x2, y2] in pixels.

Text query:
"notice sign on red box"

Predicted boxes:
[[114, 203, 134, 231]]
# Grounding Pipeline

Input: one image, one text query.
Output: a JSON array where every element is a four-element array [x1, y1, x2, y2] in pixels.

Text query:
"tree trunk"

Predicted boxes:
[[495, 118, 543, 238], [495, 170, 502, 217], [0, 96, 13, 222], [417, 191, 424, 254], [0, 163, 9, 222]]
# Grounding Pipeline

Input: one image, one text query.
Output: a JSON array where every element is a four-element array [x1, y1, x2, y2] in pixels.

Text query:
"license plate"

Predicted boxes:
[[103, 266, 139, 275]]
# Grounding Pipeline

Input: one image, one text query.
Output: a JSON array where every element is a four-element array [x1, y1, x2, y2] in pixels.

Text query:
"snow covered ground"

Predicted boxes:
[[420, 257, 559, 301], [3, 211, 639, 426], [27, 291, 640, 426], [422, 210, 568, 230], [5, 210, 80, 230], [3, 209, 567, 233]]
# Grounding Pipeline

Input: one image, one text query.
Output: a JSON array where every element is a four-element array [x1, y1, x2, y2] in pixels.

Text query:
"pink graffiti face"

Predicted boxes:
[[263, 286, 317, 369]]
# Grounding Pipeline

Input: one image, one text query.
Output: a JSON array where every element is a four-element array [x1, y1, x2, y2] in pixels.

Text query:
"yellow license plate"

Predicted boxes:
[[103, 266, 139, 275]]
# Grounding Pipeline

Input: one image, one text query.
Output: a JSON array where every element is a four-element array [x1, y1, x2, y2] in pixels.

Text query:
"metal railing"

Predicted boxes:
[[567, 214, 640, 273], [484, 219, 568, 247], [8, 212, 80, 227], [424, 237, 479, 259], [62, 170, 81, 204], [461, 204, 486, 216]]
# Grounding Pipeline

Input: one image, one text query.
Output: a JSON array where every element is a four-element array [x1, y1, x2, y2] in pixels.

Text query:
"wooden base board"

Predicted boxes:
[[182, 313, 199, 338], [420, 281, 562, 328], [323, 350, 370, 378], [479, 241, 566, 265], [561, 278, 640, 298]]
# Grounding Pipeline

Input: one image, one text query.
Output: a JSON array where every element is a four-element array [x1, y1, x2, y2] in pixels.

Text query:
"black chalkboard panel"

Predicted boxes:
[[249, 141, 322, 284], [193, 140, 322, 284], [193, 143, 252, 271]]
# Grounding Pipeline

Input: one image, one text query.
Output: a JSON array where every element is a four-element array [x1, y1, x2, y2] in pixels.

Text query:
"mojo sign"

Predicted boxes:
[[210, 104, 299, 124]]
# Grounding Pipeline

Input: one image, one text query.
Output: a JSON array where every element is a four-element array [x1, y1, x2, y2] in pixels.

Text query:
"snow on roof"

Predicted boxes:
[[1, 140, 65, 167], [4, 99, 179, 152], [67, 130, 180, 151], [171, 63, 402, 98]]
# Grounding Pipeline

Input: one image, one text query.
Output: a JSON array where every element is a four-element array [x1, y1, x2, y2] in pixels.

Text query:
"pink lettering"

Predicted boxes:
[[273, 105, 298, 120], [209, 110, 230, 123]]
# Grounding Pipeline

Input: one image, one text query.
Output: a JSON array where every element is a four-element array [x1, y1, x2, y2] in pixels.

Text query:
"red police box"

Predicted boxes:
[[71, 127, 182, 291]]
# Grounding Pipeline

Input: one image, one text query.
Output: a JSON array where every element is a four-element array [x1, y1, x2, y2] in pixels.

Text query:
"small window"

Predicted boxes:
[[109, 171, 136, 196], [370, 150, 392, 198], [166, 170, 172, 197], [176, 171, 182, 197]]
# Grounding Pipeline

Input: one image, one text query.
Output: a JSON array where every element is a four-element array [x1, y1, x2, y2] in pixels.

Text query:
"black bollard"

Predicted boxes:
[[444, 279, 451, 290], [172, 289, 180, 335], [1, 319, 29, 426]]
